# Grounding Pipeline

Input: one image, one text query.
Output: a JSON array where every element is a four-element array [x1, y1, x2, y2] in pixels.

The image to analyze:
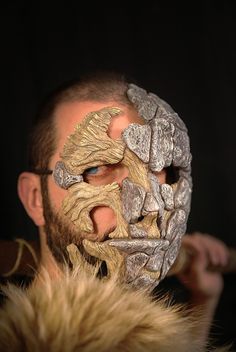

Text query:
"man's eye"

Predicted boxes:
[[84, 166, 99, 175], [83, 165, 115, 185]]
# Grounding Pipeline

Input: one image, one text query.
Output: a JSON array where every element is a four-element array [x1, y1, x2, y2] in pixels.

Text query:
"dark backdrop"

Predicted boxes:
[[1, 1, 235, 347]]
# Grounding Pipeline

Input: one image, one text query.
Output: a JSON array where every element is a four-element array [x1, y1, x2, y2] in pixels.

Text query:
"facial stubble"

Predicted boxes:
[[41, 176, 99, 266]]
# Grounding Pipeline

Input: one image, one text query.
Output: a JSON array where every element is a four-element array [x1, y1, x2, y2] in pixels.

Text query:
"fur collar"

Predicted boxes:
[[0, 268, 230, 352]]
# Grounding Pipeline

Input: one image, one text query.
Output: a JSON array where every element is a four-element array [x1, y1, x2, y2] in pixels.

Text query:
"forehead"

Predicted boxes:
[[53, 100, 143, 157]]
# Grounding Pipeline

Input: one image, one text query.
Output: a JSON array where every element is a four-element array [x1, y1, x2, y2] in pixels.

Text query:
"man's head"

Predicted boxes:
[[18, 72, 192, 290]]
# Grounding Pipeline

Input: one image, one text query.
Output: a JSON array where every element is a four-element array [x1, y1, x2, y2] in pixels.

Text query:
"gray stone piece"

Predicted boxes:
[[165, 209, 186, 242], [127, 83, 188, 133], [127, 83, 147, 100], [145, 251, 165, 272], [131, 274, 158, 291], [121, 178, 146, 223], [108, 238, 169, 256], [148, 173, 164, 217], [174, 177, 192, 214], [160, 184, 174, 210], [129, 224, 147, 238], [149, 118, 174, 172], [138, 96, 159, 121], [148, 93, 188, 133], [149, 92, 175, 115], [125, 252, 149, 282], [53, 161, 83, 190], [173, 128, 192, 168], [142, 192, 160, 215], [179, 168, 192, 186], [127, 84, 158, 121], [130, 273, 158, 291], [149, 92, 185, 129], [160, 235, 182, 280], [122, 123, 151, 163], [165, 112, 188, 133]]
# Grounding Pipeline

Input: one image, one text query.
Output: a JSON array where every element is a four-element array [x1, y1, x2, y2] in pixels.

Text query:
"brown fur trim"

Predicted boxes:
[[0, 268, 227, 352]]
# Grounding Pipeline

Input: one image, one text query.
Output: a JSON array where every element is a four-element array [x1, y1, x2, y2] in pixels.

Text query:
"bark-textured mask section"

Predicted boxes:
[[53, 86, 192, 293], [62, 107, 125, 175], [57, 107, 128, 238]]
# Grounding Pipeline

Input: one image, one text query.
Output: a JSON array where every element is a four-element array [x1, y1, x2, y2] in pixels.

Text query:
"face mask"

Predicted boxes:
[[53, 83, 192, 291]]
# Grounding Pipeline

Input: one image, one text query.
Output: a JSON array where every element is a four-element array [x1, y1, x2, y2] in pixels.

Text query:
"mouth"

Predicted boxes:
[[81, 236, 170, 278], [67, 233, 170, 291]]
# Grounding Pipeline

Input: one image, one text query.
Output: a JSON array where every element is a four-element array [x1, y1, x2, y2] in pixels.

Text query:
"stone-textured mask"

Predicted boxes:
[[53, 83, 192, 292]]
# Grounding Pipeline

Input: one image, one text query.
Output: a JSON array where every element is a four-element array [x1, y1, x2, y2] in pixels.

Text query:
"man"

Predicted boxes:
[[0, 72, 230, 350]]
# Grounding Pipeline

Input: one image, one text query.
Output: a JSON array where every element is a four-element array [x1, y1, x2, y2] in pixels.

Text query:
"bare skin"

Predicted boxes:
[[19, 100, 166, 276], [48, 101, 165, 241], [18, 100, 230, 345]]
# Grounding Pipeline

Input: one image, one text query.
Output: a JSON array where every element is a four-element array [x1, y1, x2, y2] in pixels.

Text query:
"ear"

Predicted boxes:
[[18, 172, 45, 226]]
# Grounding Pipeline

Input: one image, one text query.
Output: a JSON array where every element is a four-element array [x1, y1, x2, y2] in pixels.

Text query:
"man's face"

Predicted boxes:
[[39, 83, 192, 291], [44, 100, 165, 256]]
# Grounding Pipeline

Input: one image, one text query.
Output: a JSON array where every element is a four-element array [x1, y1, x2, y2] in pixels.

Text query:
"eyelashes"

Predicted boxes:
[[84, 166, 99, 175], [83, 165, 112, 184]]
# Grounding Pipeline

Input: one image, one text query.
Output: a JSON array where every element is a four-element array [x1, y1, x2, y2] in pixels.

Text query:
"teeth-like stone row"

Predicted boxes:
[[108, 238, 169, 256]]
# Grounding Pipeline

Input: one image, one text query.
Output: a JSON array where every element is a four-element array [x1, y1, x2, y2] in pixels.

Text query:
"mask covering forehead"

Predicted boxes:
[[53, 84, 192, 292]]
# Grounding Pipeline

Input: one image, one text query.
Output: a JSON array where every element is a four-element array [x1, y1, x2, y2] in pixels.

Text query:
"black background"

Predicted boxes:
[[1, 1, 236, 347]]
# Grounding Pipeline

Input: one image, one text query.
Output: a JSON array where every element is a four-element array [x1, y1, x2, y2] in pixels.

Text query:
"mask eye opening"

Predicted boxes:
[[165, 165, 179, 185]]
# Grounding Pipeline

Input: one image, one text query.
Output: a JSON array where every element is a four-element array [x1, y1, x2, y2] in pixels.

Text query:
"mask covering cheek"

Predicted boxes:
[[53, 85, 192, 293]]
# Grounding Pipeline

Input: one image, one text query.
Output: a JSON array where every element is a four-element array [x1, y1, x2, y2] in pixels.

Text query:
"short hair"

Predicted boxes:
[[28, 71, 133, 172]]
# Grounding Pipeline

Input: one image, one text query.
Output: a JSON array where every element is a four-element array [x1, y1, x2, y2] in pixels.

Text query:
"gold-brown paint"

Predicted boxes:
[[61, 107, 161, 282]]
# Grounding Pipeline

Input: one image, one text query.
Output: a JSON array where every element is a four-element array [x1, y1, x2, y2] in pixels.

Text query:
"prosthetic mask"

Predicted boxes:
[[53, 84, 192, 291]]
